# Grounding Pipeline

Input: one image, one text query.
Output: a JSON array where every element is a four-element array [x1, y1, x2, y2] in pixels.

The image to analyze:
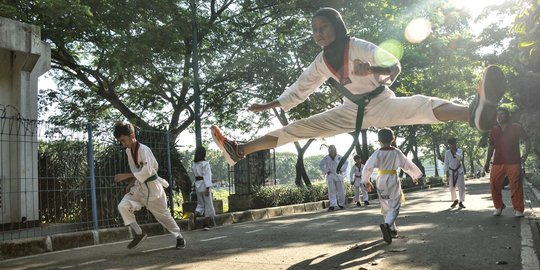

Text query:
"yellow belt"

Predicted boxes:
[[378, 170, 397, 175]]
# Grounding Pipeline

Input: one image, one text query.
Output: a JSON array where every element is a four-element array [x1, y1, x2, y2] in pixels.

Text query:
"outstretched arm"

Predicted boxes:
[[114, 173, 134, 183], [248, 100, 281, 113]]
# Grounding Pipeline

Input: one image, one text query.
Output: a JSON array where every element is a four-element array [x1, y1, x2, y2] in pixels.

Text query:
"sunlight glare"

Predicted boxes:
[[404, 18, 432, 43], [448, 0, 507, 19]]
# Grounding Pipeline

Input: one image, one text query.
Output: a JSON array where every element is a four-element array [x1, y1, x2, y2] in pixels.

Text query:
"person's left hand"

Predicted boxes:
[[204, 189, 210, 197]]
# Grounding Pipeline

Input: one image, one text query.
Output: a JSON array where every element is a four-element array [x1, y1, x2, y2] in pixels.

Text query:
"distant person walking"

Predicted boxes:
[[192, 146, 216, 230], [320, 145, 348, 211], [444, 138, 466, 209], [484, 108, 530, 217]]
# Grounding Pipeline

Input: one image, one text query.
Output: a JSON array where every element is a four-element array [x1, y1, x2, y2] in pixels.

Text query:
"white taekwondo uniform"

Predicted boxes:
[[320, 154, 348, 208], [267, 38, 450, 146], [362, 148, 422, 230], [350, 163, 369, 203], [192, 160, 216, 218], [444, 148, 465, 202], [117, 143, 182, 239]]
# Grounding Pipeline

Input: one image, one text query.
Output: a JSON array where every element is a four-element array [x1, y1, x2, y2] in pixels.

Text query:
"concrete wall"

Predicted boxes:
[[0, 17, 51, 224]]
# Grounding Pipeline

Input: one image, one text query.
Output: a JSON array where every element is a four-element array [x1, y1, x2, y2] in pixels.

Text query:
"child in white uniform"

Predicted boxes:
[[444, 138, 465, 208], [113, 121, 186, 250], [192, 146, 216, 230], [350, 155, 369, 206], [362, 128, 422, 244], [319, 145, 348, 211]]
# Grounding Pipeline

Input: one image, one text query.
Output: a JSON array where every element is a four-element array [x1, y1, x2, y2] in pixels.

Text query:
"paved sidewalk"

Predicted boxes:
[[0, 177, 539, 269]]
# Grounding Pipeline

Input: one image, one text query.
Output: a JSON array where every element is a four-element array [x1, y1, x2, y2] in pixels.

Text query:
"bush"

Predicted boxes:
[[425, 176, 443, 185], [529, 175, 540, 190], [246, 176, 446, 209], [252, 184, 330, 208]]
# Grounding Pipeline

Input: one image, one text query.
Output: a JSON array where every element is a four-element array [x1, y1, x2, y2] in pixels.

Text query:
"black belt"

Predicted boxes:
[[195, 176, 204, 180], [144, 174, 158, 205], [330, 78, 385, 173], [449, 164, 461, 187]]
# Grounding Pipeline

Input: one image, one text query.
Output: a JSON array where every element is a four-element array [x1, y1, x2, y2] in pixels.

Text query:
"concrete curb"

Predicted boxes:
[[524, 180, 540, 219], [0, 183, 444, 260]]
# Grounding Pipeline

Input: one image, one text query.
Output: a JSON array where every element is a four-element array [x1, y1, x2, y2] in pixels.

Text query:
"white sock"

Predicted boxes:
[[130, 222, 142, 235]]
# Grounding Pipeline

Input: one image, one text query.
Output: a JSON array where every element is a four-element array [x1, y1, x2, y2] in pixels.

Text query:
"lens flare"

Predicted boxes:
[[404, 18, 432, 43], [377, 39, 404, 62]]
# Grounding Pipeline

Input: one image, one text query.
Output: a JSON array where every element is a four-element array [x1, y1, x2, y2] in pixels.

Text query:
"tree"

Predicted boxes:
[[0, 0, 329, 198]]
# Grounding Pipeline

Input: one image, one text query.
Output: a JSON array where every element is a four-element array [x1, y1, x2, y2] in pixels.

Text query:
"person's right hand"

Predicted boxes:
[[484, 163, 490, 173], [364, 182, 373, 192]]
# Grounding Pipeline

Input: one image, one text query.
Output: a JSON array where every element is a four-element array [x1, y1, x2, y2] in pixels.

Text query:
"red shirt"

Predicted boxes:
[[489, 123, 528, 165]]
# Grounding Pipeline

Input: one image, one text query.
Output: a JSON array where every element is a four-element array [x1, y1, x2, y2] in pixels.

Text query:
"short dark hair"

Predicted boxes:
[[378, 128, 394, 144], [113, 121, 135, 139], [353, 155, 361, 161], [447, 138, 457, 145], [194, 146, 207, 162]]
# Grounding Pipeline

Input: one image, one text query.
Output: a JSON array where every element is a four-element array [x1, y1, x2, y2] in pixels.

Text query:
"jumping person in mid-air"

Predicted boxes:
[[212, 7, 506, 167]]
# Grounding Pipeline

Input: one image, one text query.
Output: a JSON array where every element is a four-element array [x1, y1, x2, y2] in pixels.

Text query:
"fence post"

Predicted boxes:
[[165, 132, 175, 216], [87, 123, 98, 230]]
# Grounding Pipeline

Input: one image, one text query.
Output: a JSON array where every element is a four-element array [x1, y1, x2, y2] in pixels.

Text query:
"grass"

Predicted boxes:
[[172, 187, 230, 219]]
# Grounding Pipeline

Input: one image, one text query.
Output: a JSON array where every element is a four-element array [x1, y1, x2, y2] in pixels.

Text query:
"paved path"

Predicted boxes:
[[3, 178, 539, 270]]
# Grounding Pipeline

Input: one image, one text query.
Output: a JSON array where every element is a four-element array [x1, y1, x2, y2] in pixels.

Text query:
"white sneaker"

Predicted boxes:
[[514, 211, 524, 217], [493, 204, 506, 216]]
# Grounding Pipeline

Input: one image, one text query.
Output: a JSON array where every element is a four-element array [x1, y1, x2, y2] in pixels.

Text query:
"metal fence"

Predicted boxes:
[[0, 116, 174, 241], [228, 149, 276, 195]]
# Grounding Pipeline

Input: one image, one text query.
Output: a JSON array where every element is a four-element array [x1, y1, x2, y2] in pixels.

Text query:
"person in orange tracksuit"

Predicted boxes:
[[484, 108, 530, 217]]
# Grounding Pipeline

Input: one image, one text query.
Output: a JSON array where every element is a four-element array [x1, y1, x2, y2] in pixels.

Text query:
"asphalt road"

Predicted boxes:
[[3, 178, 539, 270]]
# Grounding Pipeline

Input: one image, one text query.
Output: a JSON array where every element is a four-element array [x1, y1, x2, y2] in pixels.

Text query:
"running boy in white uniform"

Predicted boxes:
[[113, 121, 186, 250], [362, 128, 423, 244]]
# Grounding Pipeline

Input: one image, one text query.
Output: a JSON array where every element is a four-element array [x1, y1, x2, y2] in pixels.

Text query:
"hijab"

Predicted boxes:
[[313, 7, 350, 73]]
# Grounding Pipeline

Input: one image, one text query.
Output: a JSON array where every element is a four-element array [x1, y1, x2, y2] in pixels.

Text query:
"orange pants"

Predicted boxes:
[[490, 164, 524, 212]]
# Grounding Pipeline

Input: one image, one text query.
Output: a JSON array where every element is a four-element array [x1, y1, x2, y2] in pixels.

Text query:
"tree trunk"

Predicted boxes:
[[294, 139, 314, 187], [361, 130, 369, 161], [432, 132, 439, 177]]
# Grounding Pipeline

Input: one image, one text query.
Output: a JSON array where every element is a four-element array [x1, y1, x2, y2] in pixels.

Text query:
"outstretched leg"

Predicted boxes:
[[211, 125, 278, 166], [433, 103, 468, 122]]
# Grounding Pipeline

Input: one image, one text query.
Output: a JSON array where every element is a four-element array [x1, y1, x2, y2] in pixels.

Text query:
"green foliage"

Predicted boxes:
[[38, 140, 89, 223], [252, 183, 329, 207], [4, 0, 538, 198], [274, 152, 326, 185], [173, 187, 230, 218]]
